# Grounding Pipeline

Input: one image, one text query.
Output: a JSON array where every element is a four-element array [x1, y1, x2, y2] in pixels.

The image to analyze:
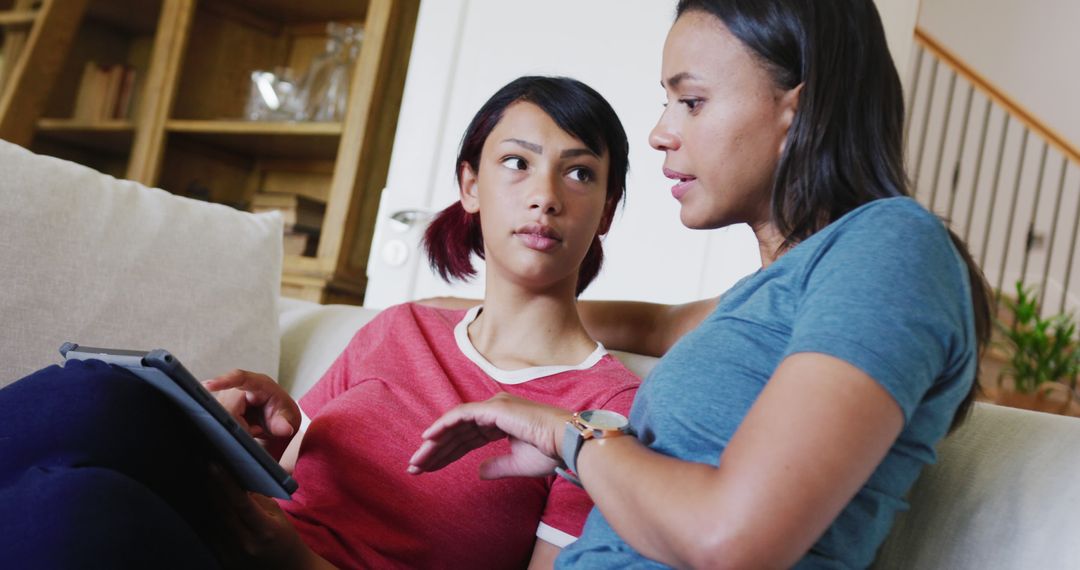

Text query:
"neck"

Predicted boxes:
[[469, 275, 597, 370], [752, 221, 787, 268]]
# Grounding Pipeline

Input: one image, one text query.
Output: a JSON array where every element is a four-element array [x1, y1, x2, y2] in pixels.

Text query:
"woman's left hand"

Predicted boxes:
[[206, 464, 333, 569], [408, 393, 571, 479]]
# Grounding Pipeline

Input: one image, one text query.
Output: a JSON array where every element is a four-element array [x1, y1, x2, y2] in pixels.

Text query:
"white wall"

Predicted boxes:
[[875, 0, 921, 89], [366, 0, 924, 308], [918, 0, 1080, 149]]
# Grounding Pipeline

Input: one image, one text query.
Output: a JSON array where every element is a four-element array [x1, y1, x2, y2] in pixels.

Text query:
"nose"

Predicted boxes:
[[649, 110, 680, 152], [528, 173, 563, 216]]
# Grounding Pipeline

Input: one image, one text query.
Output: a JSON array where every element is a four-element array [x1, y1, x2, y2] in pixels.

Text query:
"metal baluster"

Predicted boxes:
[[913, 59, 940, 200], [947, 84, 976, 223], [1018, 142, 1049, 314], [905, 47, 926, 142], [979, 114, 1012, 273], [996, 129, 1031, 295], [1041, 156, 1070, 312], [1060, 178, 1080, 314], [928, 72, 958, 214], [963, 98, 993, 244]]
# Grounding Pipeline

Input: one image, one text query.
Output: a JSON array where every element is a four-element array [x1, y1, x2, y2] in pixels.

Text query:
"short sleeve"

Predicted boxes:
[[537, 386, 637, 546], [784, 202, 973, 423], [297, 307, 401, 421]]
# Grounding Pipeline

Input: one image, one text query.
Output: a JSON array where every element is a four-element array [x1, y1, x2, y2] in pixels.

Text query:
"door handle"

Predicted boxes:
[[389, 209, 434, 232]]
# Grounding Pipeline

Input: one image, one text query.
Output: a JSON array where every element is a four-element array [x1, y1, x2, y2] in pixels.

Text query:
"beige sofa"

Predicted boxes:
[[3, 140, 1080, 568]]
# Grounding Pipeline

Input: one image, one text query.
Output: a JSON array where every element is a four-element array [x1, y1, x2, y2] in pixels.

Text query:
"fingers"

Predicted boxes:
[[204, 369, 273, 392], [408, 422, 504, 473], [260, 393, 300, 438], [204, 370, 300, 438]]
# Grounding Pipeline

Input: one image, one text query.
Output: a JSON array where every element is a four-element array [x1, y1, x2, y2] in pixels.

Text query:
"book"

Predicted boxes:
[[251, 192, 326, 234], [99, 64, 124, 120], [70, 62, 138, 121], [283, 231, 318, 257], [113, 66, 138, 119], [72, 62, 99, 120]]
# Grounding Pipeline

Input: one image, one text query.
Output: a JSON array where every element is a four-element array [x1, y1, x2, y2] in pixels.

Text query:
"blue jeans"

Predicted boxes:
[[0, 359, 223, 568]]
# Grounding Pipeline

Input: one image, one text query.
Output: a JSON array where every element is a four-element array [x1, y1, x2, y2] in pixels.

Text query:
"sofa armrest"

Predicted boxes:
[[873, 402, 1080, 568], [277, 298, 380, 399]]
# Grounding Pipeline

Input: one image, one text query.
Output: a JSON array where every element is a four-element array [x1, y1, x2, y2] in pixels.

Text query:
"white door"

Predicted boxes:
[[363, 0, 778, 308]]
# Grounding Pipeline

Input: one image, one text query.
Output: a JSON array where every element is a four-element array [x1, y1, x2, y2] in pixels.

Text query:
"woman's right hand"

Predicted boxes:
[[204, 369, 300, 457]]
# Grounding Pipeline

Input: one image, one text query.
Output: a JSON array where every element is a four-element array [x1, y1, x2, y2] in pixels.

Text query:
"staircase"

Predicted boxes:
[[906, 28, 1080, 318]]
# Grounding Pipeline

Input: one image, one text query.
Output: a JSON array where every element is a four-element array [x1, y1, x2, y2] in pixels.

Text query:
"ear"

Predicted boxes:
[[778, 82, 803, 155], [458, 162, 480, 214], [596, 195, 617, 236]]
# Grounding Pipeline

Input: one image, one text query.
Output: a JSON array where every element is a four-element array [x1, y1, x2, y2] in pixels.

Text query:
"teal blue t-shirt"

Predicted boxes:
[[557, 197, 978, 569]]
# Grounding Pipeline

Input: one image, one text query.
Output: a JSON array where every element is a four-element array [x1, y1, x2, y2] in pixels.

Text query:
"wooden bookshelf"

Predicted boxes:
[[1, 0, 421, 305], [36, 118, 135, 154], [0, 10, 36, 26], [165, 120, 343, 159]]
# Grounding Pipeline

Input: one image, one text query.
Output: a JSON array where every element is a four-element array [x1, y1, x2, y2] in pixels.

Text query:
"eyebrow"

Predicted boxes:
[[663, 71, 701, 89], [504, 138, 543, 153], [560, 148, 599, 159]]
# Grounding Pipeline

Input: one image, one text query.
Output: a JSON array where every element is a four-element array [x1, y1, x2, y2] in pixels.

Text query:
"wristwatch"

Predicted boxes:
[[555, 409, 632, 487]]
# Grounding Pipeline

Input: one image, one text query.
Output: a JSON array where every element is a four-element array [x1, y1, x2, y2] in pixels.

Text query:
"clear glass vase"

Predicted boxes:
[[244, 66, 300, 121], [295, 23, 364, 122]]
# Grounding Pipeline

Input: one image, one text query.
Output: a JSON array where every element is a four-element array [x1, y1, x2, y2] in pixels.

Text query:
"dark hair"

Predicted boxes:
[[677, 0, 991, 431], [423, 75, 629, 296]]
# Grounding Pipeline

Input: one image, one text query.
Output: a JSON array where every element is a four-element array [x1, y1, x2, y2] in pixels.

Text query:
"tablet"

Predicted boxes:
[[59, 343, 298, 499]]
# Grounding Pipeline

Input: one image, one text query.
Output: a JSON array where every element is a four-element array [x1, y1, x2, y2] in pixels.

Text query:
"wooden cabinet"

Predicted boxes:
[[0, 0, 420, 304]]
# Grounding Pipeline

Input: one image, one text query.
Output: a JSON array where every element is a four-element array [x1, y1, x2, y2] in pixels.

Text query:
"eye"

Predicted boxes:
[[680, 98, 702, 112], [500, 156, 528, 171], [567, 167, 594, 183]]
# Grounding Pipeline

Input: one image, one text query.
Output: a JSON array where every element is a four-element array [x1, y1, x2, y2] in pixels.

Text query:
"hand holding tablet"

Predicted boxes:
[[60, 343, 299, 499]]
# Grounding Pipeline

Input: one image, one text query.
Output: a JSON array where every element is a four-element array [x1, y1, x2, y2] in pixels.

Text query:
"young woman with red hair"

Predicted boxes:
[[0, 76, 638, 569]]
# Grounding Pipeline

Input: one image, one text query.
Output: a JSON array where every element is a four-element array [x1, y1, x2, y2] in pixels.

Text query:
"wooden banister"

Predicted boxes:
[[914, 28, 1080, 166]]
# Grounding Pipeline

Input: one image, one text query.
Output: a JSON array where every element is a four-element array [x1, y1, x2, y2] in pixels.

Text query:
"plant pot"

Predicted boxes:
[[993, 380, 1076, 415]]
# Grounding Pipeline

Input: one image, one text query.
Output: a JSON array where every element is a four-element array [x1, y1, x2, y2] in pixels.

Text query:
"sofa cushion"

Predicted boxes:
[[277, 297, 381, 398], [873, 402, 1080, 568], [0, 141, 283, 385]]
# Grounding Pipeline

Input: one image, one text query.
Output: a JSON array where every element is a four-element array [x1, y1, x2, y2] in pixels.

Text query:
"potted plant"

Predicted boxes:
[[994, 280, 1080, 414]]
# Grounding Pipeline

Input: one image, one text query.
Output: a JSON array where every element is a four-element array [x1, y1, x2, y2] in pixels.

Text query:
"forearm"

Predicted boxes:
[[578, 298, 715, 357], [574, 437, 734, 569]]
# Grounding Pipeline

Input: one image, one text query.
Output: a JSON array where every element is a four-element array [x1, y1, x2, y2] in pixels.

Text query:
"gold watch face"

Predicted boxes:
[[578, 409, 628, 430]]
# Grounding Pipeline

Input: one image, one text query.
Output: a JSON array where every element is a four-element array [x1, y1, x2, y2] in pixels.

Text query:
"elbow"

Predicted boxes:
[[684, 530, 795, 570]]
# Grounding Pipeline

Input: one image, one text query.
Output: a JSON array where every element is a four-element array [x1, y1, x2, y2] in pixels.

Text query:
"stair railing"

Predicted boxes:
[[906, 28, 1080, 317]]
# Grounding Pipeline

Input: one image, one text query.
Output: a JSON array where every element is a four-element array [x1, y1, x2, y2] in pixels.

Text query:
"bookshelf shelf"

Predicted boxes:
[[0, 10, 36, 27], [224, 0, 369, 24], [84, 0, 160, 34], [165, 120, 343, 159], [36, 118, 135, 155], [2, 0, 420, 305]]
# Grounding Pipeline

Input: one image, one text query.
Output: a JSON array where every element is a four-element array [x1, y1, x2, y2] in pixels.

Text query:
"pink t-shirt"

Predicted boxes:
[[278, 303, 640, 569]]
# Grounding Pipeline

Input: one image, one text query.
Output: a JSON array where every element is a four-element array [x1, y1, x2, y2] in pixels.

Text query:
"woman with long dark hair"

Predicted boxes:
[[410, 1, 992, 568]]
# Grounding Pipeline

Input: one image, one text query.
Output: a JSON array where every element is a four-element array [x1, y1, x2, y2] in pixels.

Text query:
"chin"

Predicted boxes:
[[678, 208, 716, 230]]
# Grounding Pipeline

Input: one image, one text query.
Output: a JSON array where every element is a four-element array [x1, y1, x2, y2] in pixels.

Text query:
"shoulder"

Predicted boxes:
[[829, 197, 947, 245], [801, 197, 958, 271], [345, 303, 466, 347], [377, 302, 468, 327], [592, 354, 644, 387], [576, 354, 642, 407]]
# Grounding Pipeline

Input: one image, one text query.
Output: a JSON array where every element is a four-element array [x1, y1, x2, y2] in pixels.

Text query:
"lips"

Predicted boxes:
[[514, 223, 562, 252], [663, 167, 697, 200]]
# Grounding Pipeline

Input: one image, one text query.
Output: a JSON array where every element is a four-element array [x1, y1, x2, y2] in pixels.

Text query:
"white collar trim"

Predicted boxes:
[[455, 305, 607, 385]]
